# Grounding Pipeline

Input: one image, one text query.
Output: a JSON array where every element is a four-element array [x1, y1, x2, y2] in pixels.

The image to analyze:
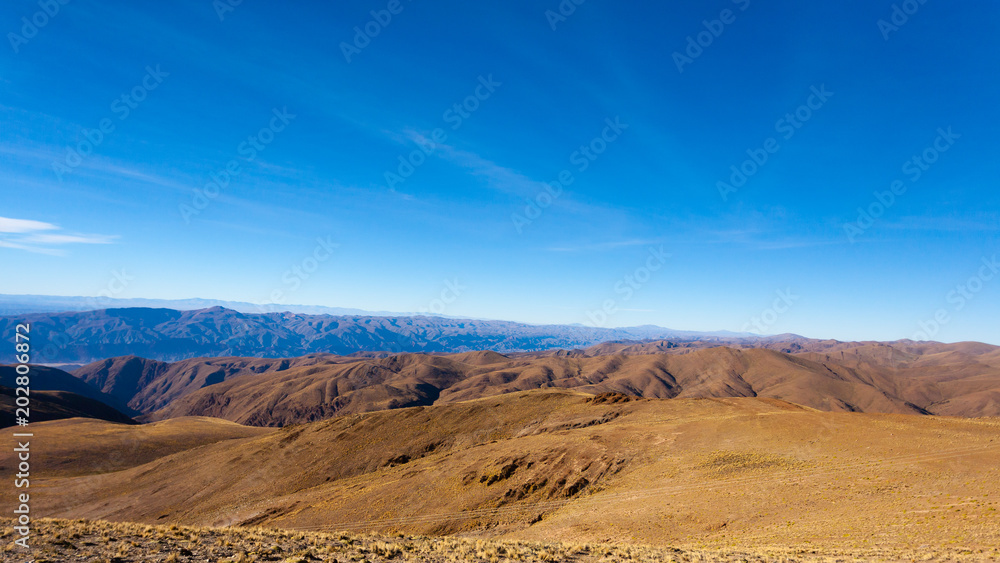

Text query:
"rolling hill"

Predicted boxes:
[[0, 364, 137, 416], [64, 341, 999, 426], [6, 390, 998, 556], [0, 416, 269, 477], [71, 353, 347, 413], [146, 347, 937, 426], [0, 387, 135, 428]]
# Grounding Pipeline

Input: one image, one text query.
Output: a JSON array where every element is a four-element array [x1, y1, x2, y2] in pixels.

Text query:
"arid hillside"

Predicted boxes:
[[72, 353, 347, 413], [0, 416, 270, 477], [0, 364, 135, 416], [132, 342, 1000, 425], [7, 391, 999, 556], [0, 387, 135, 428]]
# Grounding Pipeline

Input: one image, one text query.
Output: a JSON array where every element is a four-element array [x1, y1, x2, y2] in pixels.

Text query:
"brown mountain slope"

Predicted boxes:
[[0, 416, 270, 478], [798, 342, 1000, 417], [438, 347, 929, 413], [149, 347, 932, 426], [11, 391, 1000, 553], [0, 364, 136, 416], [73, 353, 346, 413], [146, 354, 477, 426], [0, 387, 135, 427], [74, 341, 1000, 426]]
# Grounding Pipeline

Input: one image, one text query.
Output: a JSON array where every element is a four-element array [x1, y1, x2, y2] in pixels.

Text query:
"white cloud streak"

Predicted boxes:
[[0, 216, 117, 255], [0, 217, 58, 233]]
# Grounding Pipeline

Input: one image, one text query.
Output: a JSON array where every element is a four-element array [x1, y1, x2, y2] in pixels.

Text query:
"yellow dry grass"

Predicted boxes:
[[3, 517, 997, 562], [4, 391, 1000, 561]]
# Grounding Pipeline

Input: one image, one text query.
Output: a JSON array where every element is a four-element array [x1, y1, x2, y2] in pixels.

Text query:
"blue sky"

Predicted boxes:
[[1, 0, 998, 344]]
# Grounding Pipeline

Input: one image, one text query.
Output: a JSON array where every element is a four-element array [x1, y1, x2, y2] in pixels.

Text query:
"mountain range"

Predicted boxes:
[[1, 305, 752, 363], [0, 294, 414, 317], [3, 303, 998, 429], [18, 339, 979, 426]]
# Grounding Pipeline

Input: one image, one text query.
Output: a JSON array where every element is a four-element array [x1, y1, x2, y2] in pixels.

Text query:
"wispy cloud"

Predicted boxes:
[[546, 239, 664, 252], [882, 215, 1000, 233], [399, 132, 547, 199], [399, 133, 631, 222], [750, 238, 842, 250], [0, 217, 58, 233], [0, 216, 117, 255], [695, 228, 843, 250], [0, 240, 63, 256], [0, 139, 195, 195], [25, 233, 117, 245], [441, 150, 541, 197]]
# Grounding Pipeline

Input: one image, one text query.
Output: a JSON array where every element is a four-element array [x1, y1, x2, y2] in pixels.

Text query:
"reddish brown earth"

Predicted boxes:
[[132, 342, 1000, 426], [4, 390, 998, 559]]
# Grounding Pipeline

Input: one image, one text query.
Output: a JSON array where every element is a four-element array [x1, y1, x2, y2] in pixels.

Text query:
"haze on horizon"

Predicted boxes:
[[1, 1, 997, 345]]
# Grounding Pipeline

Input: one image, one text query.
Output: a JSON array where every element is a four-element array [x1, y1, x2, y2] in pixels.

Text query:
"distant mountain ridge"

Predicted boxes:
[[1, 306, 755, 363], [0, 294, 423, 317]]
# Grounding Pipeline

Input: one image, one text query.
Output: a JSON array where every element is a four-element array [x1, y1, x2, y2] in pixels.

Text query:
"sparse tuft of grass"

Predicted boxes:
[[2, 514, 994, 563]]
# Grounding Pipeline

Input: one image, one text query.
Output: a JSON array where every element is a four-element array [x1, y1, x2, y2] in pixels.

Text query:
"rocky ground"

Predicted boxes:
[[3, 518, 998, 563]]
